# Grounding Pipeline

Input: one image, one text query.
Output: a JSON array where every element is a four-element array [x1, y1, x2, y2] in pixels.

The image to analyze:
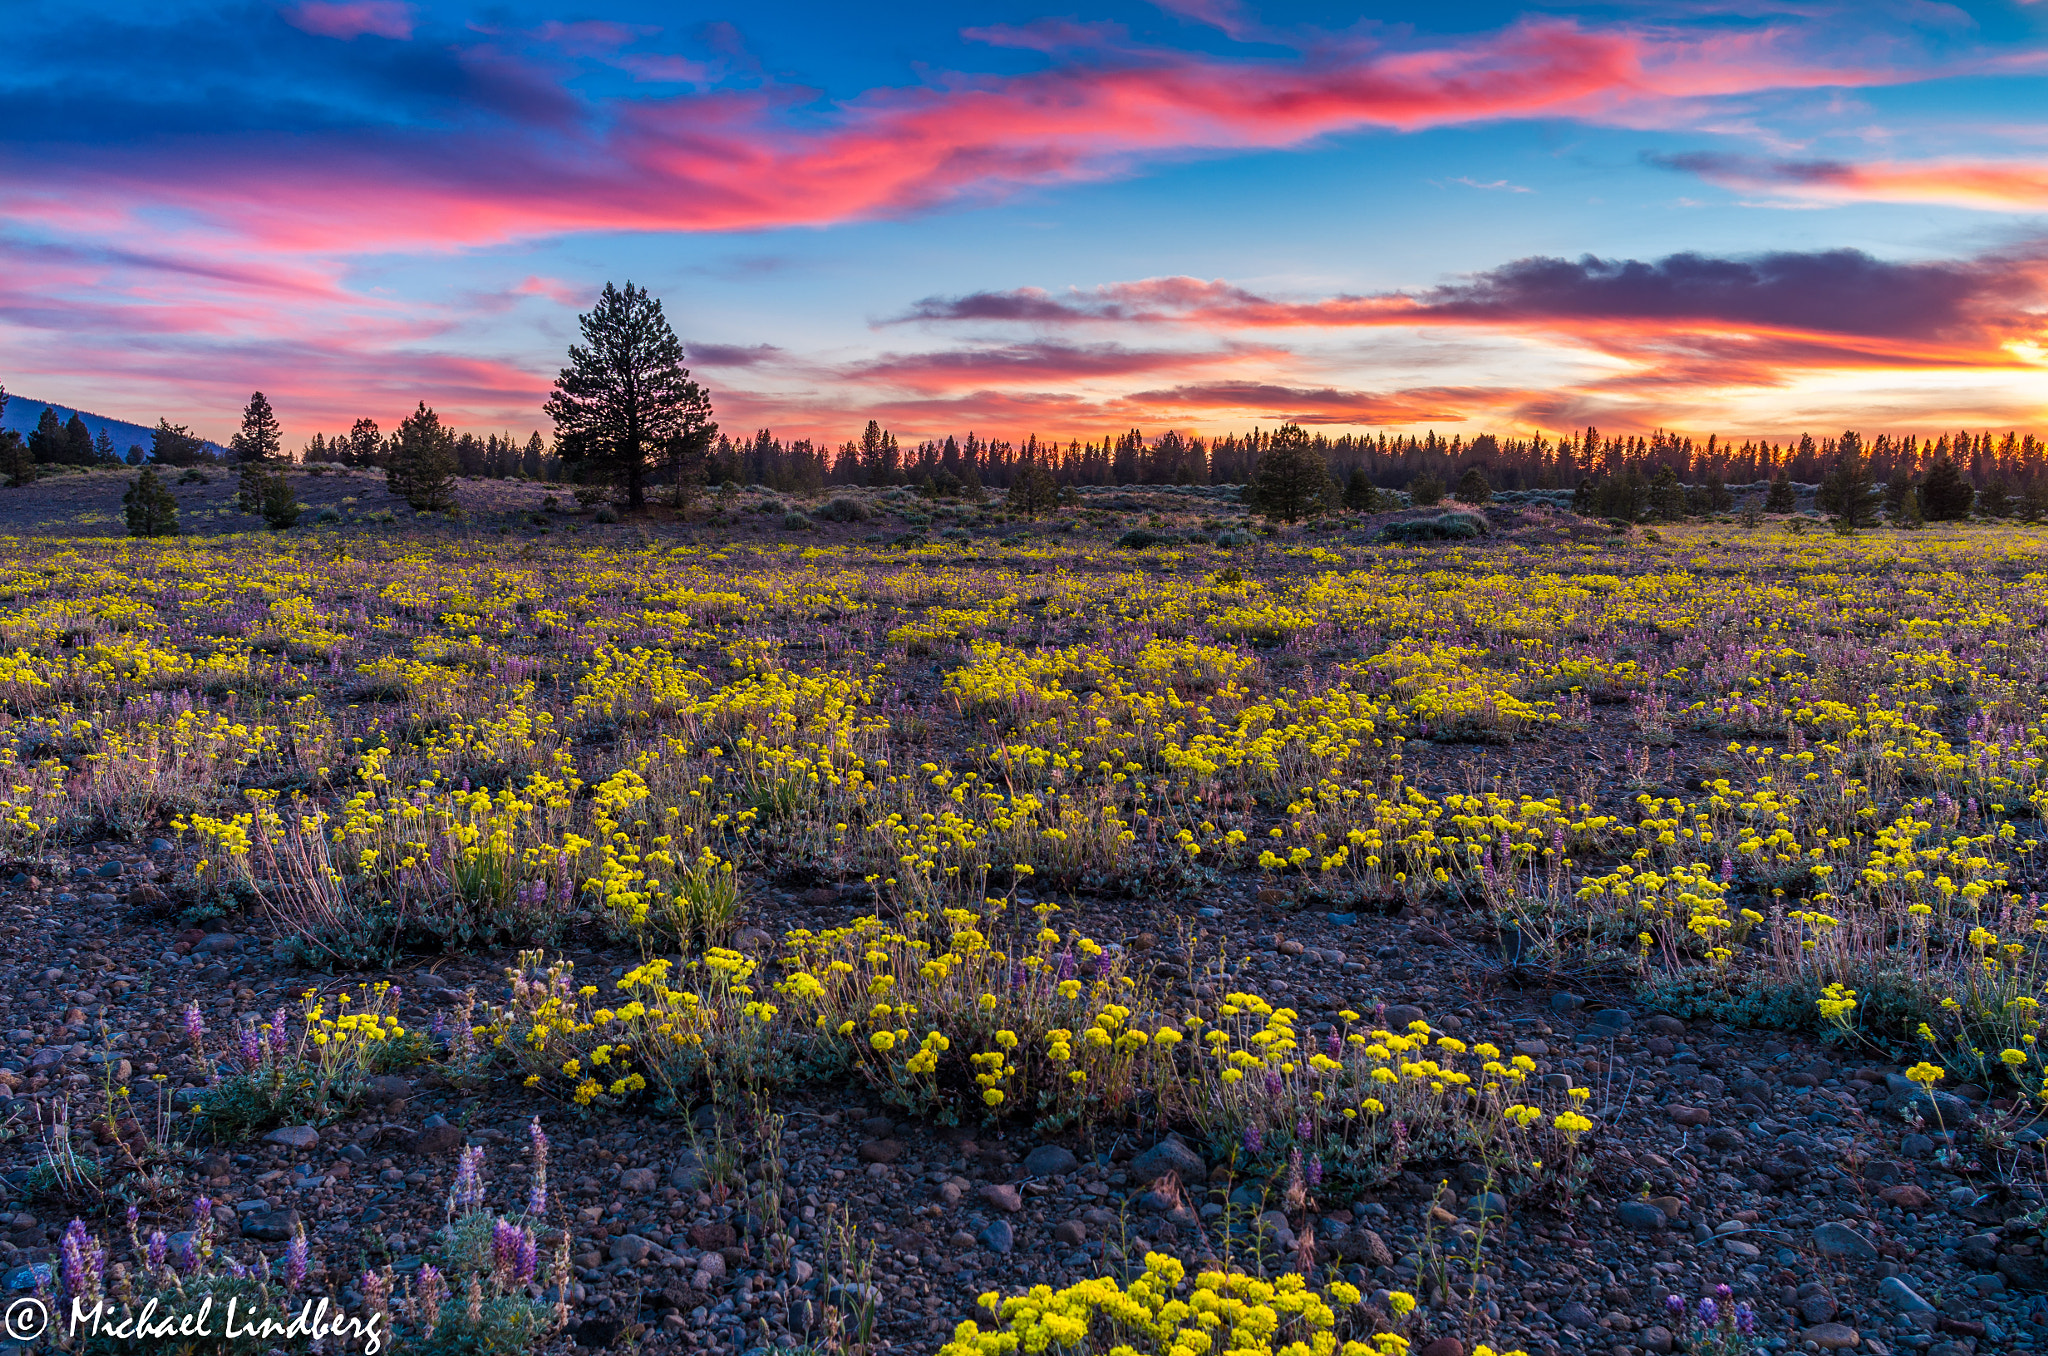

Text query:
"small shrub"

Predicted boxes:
[[1379, 511, 1486, 543], [312, 505, 342, 524], [592, 506, 619, 524], [813, 496, 871, 523], [1116, 528, 1162, 549], [781, 510, 812, 531]]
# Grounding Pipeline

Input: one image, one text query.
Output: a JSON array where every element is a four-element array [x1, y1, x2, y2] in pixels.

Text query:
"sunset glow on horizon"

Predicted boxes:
[[6, 0, 2048, 445]]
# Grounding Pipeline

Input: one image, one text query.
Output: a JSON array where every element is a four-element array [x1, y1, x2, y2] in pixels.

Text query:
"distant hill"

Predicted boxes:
[[0, 395, 226, 458]]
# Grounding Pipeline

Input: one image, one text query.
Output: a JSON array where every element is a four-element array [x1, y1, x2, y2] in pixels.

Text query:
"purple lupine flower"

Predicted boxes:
[[1264, 1072, 1283, 1099], [1296, 1116, 1311, 1140], [362, 1269, 391, 1317], [1715, 1284, 1732, 1302], [516, 1230, 539, 1285], [270, 1008, 290, 1058], [285, 1227, 308, 1292], [1307, 1155, 1323, 1188], [1665, 1295, 1685, 1319], [60, 1219, 103, 1300], [1055, 949, 1076, 982], [145, 1231, 167, 1270], [1243, 1122, 1263, 1155], [1697, 1297, 1717, 1326], [415, 1264, 447, 1338], [1734, 1301, 1754, 1334], [448, 1145, 486, 1218], [224, 1257, 247, 1280], [1326, 1033, 1342, 1058], [526, 1117, 550, 1216], [1719, 857, 1734, 885], [172, 1235, 198, 1274], [192, 1196, 212, 1223], [183, 1001, 205, 1049], [124, 1204, 138, 1232], [238, 1023, 263, 1069]]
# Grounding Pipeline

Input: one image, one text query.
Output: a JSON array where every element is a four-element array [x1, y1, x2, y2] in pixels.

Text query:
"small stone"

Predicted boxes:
[[1878, 1183, 1932, 1211], [687, 1222, 735, 1251], [1464, 1192, 1507, 1221], [977, 1220, 1014, 1254], [1813, 1221, 1879, 1260], [263, 1125, 319, 1149], [1723, 1237, 1760, 1258], [610, 1234, 655, 1264], [1588, 1008, 1632, 1032], [1704, 1127, 1745, 1150], [979, 1183, 1023, 1213], [1799, 1292, 1839, 1324], [1670, 1105, 1711, 1127], [410, 1125, 463, 1156], [361, 1075, 410, 1108], [573, 1315, 625, 1348], [1548, 993, 1583, 1013], [1384, 1004, 1426, 1029], [243, 1208, 301, 1242], [1802, 1321, 1860, 1349], [947, 1229, 978, 1252], [857, 1139, 904, 1164], [1640, 1325, 1674, 1355], [1643, 1015, 1686, 1036], [690, 1250, 727, 1283], [1512, 1039, 1549, 1058], [1053, 1220, 1087, 1245], [5, 1263, 52, 1291], [1616, 1201, 1667, 1232], [1419, 1340, 1464, 1356], [1023, 1145, 1079, 1177], [1901, 1133, 1935, 1158], [619, 1167, 657, 1193], [1997, 1253, 2048, 1292], [1129, 1138, 1205, 1184], [1879, 1275, 1934, 1313], [1556, 1301, 1597, 1329]]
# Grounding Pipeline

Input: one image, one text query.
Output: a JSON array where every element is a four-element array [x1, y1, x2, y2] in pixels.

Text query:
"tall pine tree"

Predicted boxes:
[[544, 282, 716, 510], [385, 402, 459, 513]]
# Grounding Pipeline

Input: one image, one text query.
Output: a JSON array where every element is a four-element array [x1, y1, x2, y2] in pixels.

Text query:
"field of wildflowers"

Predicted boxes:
[[6, 495, 2048, 1355]]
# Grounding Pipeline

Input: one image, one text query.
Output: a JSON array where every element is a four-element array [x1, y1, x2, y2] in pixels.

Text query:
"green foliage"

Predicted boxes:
[[1380, 512, 1485, 542], [1920, 456, 1974, 520], [1246, 423, 1335, 523], [230, 391, 284, 464], [1342, 467, 1379, 512], [1764, 472, 1796, 513], [1407, 471, 1445, 507], [1816, 432, 1878, 531], [545, 280, 717, 510], [813, 495, 871, 523], [387, 402, 460, 513], [1007, 461, 1061, 517], [1454, 466, 1492, 504], [122, 468, 180, 538]]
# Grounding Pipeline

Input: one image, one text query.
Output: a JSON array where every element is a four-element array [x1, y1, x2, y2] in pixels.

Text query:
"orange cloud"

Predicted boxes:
[[1654, 152, 2048, 212]]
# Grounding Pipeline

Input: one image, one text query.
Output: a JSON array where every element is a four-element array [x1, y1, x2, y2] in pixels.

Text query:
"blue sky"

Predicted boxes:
[[3, 0, 2046, 444]]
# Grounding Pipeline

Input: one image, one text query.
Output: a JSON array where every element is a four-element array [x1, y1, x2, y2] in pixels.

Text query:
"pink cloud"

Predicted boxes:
[[283, 2, 414, 41]]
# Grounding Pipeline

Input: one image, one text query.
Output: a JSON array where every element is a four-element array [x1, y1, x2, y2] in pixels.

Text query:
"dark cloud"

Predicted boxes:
[[687, 342, 785, 367]]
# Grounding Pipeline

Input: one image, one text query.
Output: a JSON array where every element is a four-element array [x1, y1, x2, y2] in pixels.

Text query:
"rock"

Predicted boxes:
[[5, 1263, 51, 1291], [1997, 1254, 2048, 1293], [410, 1125, 463, 1156], [618, 1167, 657, 1193], [1723, 1237, 1760, 1259], [149, 838, 174, 853], [172, 1087, 211, 1110], [1879, 1183, 1933, 1211], [857, 1139, 904, 1165], [1384, 1004, 1427, 1029], [361, 1075, 410, 1108], [1799, 1292, 1839, 1324], [1549, 993, 1583, 1013], [573, 1315, 624, 1348], [94, 861, 124, 879], [1879, 1276, 1934, 1312], [690, 1251, 727, 1284], [687, 1222, 735, 1251], [977, 1220, 1014, 1254], [243, 1208, 301, 1242], [1617, 1201, 1667, 1233], [27, 1047, 66, 1072], [667, 1157, 703, 1192], [1128, 1138, 1205, 1185], [946, 1229, 978, 1252], [1419, 1341, 1464, 1356], [1512, 1039, 1549, 1058], [1812, 1221, 1879, 1260], [1802, 1322, 1860, 1349], [1256, 1211, 1296, 1251], [610, 1234, 655, 1265], [195, 933, 240, 954], [1053, 1220, 1087, 1245], [1352, 1227, 1394, 1269], [1556, 1301, 1597, 1329], [1640, 1325, 1675, 1355], [1704, 1127, 1745, 1150], [263, 1125, 319, 1149], [1022, 1144, 1079, 1177], [1901, 1133, 1935, 1158], [1643, 1015, 1686, 1036], [1588, 1008, 1632, 1032], [1670, 1105, 1710, 1126], [979, 1183, 1023, 1213]]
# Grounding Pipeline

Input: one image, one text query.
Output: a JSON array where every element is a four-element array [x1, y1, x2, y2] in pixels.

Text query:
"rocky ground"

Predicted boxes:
[[0, 838, 2037, 1356]]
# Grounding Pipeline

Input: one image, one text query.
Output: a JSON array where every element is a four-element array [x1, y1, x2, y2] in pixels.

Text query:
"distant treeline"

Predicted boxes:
[[692, 423, 2048, 495]]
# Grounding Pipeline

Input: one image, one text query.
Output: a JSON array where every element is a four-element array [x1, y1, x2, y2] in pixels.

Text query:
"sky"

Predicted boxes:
[[4, 0, 2048, 446]]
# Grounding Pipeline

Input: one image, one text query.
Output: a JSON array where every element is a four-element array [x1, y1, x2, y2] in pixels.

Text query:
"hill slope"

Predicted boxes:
[[0, 395, 225, 457]]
